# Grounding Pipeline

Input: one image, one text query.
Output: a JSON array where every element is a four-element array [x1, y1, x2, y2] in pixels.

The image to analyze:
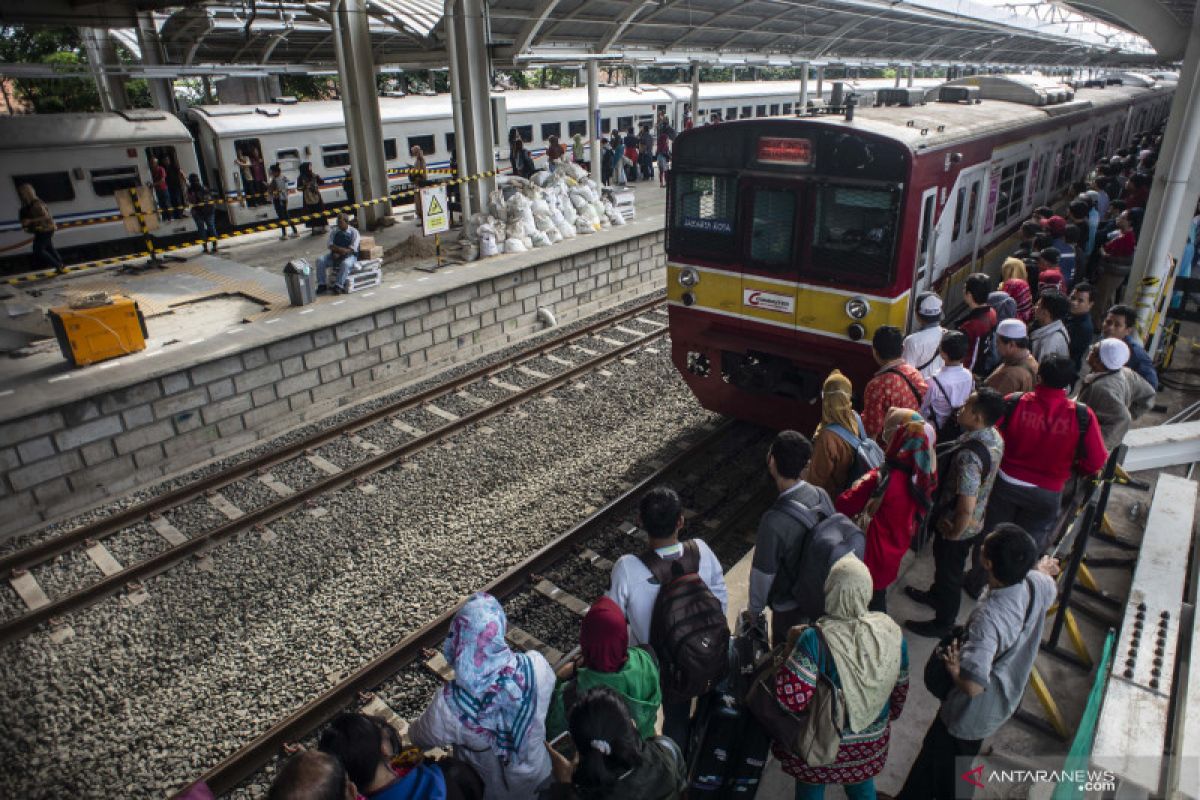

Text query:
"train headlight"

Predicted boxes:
[[845, 296, 871, 320], [678, 268, 700, 288]]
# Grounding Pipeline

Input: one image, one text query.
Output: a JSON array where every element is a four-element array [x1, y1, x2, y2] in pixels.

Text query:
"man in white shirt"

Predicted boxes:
[[903, 291, 947, 379], [607, 485, 727, 745], [922, 331, 975, 436]]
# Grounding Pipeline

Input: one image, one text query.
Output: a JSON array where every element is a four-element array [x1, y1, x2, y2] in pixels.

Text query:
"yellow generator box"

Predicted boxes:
[[48, 295, 148, 367]]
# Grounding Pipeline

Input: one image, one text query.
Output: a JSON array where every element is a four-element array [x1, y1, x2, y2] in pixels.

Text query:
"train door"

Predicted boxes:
[[950, 165, 985, 270], [738, 177, 802, 335]]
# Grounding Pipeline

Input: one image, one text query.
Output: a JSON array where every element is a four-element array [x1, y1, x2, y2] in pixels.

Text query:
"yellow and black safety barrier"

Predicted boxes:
[[4, 168, 502, 285]]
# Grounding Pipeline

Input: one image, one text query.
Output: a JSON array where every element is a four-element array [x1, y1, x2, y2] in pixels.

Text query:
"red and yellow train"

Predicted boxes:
[[665, 75, 1172, 430]]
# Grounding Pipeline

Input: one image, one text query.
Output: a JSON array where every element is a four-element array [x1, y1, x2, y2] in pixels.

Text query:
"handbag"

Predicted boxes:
[[923, 577, 1035, 700], [744, 625, 846, 767]]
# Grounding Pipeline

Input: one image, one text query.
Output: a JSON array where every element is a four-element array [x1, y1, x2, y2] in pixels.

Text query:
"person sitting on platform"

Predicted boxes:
[[317, 213, 360, 295]]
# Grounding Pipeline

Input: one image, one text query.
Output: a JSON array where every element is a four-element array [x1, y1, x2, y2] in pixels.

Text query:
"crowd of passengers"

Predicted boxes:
[[169, 132, 1176, 800]]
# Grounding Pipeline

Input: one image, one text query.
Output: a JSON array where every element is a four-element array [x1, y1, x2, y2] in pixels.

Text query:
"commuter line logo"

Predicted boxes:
[[742, 288, 795, 314]]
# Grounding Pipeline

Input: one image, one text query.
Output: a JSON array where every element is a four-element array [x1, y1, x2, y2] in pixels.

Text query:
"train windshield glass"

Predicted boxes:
[[809, 184, 898, 285], [670, 173, 739, 260]]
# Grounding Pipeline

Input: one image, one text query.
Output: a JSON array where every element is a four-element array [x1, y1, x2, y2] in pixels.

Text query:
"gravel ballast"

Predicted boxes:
[[0, 325, 725, 798]]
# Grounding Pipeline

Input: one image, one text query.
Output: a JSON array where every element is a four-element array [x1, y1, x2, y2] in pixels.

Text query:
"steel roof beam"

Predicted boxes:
[[512, 0, 563, 54], [598, 1, 658, 52], [1065, 0, 1190, 60]]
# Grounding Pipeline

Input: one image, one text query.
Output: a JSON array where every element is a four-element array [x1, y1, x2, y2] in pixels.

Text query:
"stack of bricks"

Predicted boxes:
[[358, 236, 386, 261]]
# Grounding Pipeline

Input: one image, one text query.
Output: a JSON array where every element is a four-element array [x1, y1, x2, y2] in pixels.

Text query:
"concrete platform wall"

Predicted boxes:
[[0, 230, 665, 540]]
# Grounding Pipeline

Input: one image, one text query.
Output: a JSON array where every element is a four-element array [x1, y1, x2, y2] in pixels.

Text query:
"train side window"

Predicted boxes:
[[809, 184, 899, 285], [541, 122, 561, 141], [756, 104, 767, 117], [747, 187, 797, 269], [408, 135, 436, 155], [90, 166, 140, 197], [769, 104, 780, 116], [382, 139, 398, 161], [568, 120, 587, 138], [951, 186, 966, 242], [511, 125, 533, 143], [668, 172, 738, 260], [966, 180, 980, 234], [782, 102, 792, 115], [1093, 127, 1109, 163], [322, 143, 350, 169], [726, 107, 737, 120], [742, 105, 752, 118], [918, 193, 935, 259], [13, 172, 75, 203], [445, 132, 456, 154], [617, 116, 633, 132], [993, 159, 1029, 228], [276, 148, 301, 172]]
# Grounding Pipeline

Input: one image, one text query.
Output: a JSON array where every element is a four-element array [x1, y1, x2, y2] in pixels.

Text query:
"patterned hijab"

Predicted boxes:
[[817, 370, 859, 435], [443, 593, 538, 763], [819, 554, 903, 733], [879, 408, 937, 510]]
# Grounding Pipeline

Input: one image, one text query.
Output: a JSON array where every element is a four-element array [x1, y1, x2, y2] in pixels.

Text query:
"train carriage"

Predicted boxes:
[[665, 75, 1172, 431]]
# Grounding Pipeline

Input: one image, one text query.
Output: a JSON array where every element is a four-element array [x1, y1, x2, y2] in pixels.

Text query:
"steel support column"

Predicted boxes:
[[134, 12, 176, 113], [907, 64, 914, 87], [332, 0, 390, 228], [799, 62, 809, 110], [446, 0, 497, 218], [588, 60, 601, 185], [816, 66, 824, 101], [1129, 19, 1200, 341], [80, 27, 128, 112], [690, 62, 700, 124], [894, 68, 901, 87]]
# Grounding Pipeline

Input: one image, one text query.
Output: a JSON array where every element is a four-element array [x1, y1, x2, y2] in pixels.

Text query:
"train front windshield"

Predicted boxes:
[[667, 122, 908, 289]]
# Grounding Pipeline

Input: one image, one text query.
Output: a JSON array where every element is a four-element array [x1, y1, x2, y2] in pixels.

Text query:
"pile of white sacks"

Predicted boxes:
[[460, 162, 625, 261]]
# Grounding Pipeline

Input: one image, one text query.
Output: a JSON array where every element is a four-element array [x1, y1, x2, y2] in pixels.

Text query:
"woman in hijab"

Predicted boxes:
[[1001, 257, 1034, 322], [772, 554, 908, 800], [835, 408, 937, 612], [409, 593, 555, 799], [297, 162, 328, 234], [806, 370, 866, 498], [545, 596, 662, 740]]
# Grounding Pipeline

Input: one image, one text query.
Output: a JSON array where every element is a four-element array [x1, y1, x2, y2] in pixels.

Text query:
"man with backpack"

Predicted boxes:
[[862, 325, 927, 440], [963, 355, 1108, 597], [958, 273, 997, 373], [905, 388, 1005, 638], [746, 431, 868, 645], [921, 331, 974, 441], [607, 486, 729, 748]]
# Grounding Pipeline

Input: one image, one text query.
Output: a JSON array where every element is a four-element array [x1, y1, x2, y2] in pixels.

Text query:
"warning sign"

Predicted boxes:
[[421, 185, 449, 235]]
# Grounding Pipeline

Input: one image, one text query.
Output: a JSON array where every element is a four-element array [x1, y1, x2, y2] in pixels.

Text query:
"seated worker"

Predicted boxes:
[[545, 596, 662, 740], [317, 213, 361, 294]]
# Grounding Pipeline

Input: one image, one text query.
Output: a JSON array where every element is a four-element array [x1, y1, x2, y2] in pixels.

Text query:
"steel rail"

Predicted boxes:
[[0, 322, 670, 644], [190, 417, 742, 797], [0, 296, 666, 576]]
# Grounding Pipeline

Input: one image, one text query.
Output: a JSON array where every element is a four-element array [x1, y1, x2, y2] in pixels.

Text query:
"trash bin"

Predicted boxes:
[[283, 258, 315, 306]]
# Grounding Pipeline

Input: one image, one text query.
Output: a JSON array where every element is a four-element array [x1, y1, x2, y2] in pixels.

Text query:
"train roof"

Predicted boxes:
[[185, 78, 944, 136], [0, 108, 192, 152], [726, 81, 1166, 153]]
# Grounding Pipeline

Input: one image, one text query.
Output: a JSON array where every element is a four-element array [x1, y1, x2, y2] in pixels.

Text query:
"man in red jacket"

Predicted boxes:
[[963, 354, 1108, 597]]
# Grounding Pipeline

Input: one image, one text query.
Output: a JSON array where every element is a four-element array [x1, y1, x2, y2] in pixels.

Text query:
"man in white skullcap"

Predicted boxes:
[[1076, 337, 1156, 450], [902, 291, 947, 379], [985, 318, 1038, 396]]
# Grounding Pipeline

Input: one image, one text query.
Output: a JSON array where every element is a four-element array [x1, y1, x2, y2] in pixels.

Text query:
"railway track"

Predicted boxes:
[[195, 417, 772, 797], [0, 298, 673, 643]]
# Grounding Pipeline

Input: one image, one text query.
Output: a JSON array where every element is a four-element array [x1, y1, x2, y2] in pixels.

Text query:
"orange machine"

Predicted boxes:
[[48, 295, 148, 367]]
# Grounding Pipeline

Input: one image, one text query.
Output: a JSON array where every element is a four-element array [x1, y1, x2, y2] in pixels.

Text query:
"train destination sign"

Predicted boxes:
[[681, 216, 733, 234], [757, 137, 813, 166]]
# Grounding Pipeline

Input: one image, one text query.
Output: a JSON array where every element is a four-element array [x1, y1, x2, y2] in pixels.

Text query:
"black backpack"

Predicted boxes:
[[641, 540, 730, 701], [773, 501, 866, 622]]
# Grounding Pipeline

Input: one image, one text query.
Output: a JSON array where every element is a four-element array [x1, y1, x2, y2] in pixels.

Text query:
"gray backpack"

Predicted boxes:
[[774, 500, 866, 621]]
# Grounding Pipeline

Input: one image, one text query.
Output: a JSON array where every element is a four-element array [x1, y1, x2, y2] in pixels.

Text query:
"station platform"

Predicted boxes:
[[0, 185, 668, 540]]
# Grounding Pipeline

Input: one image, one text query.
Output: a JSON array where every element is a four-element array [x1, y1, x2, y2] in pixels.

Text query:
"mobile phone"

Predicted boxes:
[[549, 731, 576, 761]]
